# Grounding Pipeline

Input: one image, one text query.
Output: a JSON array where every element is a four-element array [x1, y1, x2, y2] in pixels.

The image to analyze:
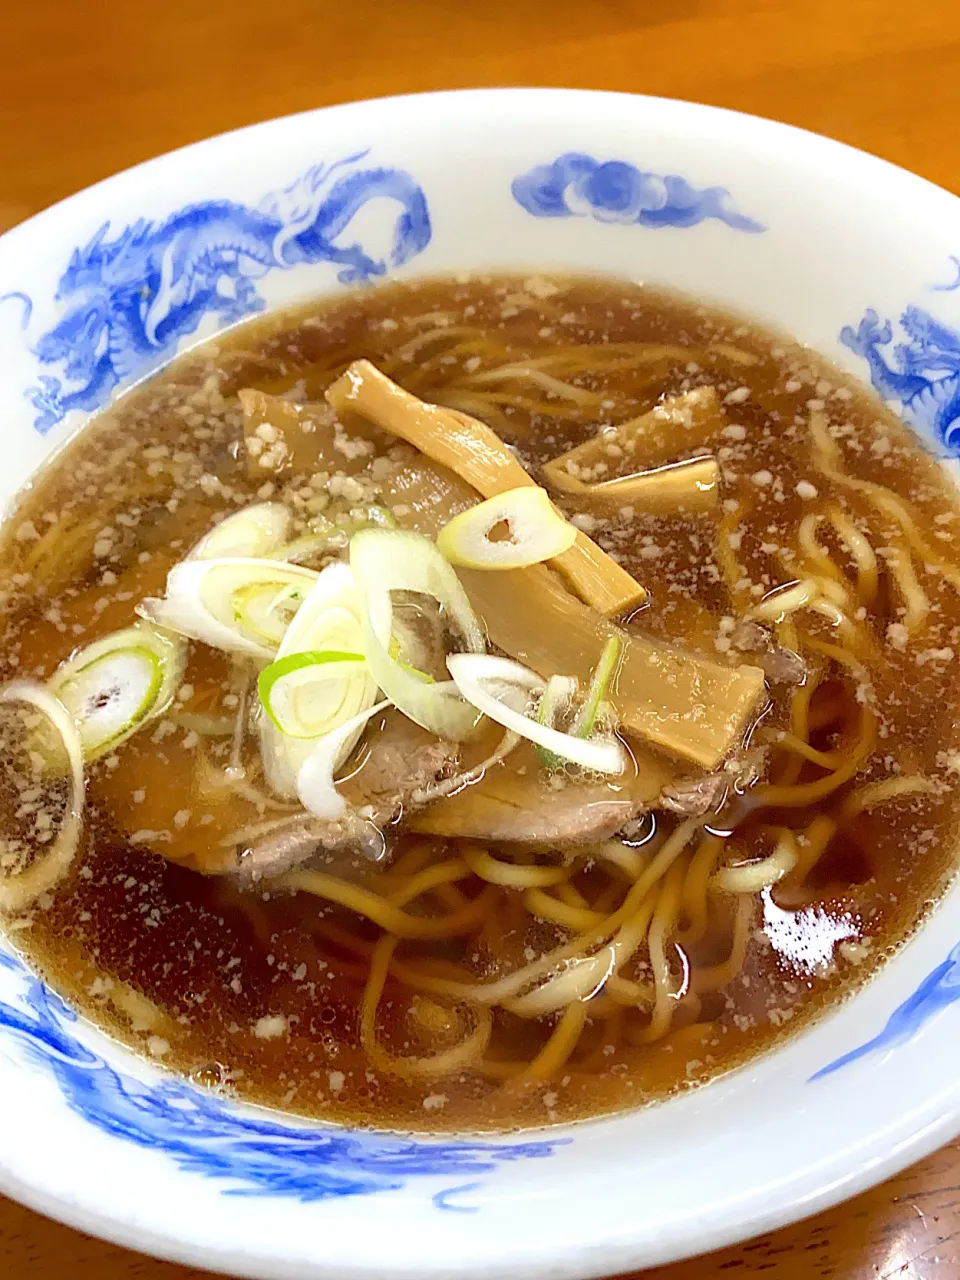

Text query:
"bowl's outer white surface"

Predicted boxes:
[[1, 88, 960, 1280]]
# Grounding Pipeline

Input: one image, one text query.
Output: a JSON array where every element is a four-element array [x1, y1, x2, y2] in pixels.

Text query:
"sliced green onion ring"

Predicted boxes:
[[279, 562, 378, 656], [268, 528, 347, 565], [297, 699, 391, 820], [0, 681, 85, 911], [437, 486, 577, 570], [350, 529, 485, 740], [446, 654, 626, 774], [270, 505, 398, 564], [49, 623, 186, 760], [259, 562, 385, 797], [259, 650, 367, 738], [139, 558, 318, 660], [231, 580, 306, 646], [190, 502, 291, 560]]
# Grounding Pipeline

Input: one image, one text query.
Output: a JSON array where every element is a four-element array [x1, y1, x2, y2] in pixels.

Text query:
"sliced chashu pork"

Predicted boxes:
[[411, 740, 676, 844], [233, 710, 458, 884], [235, 728, 679, 881]]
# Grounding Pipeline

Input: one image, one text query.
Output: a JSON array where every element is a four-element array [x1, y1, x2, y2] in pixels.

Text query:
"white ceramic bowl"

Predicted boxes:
[[1, 88, 960, 1280]]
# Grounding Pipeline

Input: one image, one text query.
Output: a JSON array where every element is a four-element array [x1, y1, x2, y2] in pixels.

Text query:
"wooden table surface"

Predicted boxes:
[[3, 0, 960, 1275]]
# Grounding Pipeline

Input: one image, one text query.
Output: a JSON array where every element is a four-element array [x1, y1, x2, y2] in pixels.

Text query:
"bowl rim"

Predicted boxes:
[[2, 85, 960, 1280], [5, 85, 960, 255], [5, 1098, 960, 1280]]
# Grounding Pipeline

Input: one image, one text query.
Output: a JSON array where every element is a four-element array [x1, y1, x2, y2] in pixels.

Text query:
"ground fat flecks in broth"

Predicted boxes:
[[1, 274, 959, 1132]]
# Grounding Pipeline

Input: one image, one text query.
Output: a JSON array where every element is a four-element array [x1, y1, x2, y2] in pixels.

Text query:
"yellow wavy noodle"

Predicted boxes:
[[383, 839, 438, 882], [281, 869, 494, 939], [757, 638, 877, 808], [573, 1009, 624, 1074], [521, 1000, 588, 1081], [797, 513, 845, 584], [523, 887, 606, 932], [635, 857, 687, 1044], [773, 731, 844, 770], [716, 497, 752, 604], [809, 409, 960, 592], [462, 844, 569, 888], [385, 859, 471, 907], [555, 879, 591, 910], [783, 814, 838, 889], [462, 364, 603, 406], [606, 973, 655, 1008], [827, 504, 879, 605], [691, 894, 755, 994], [839, 775, 938, 821], [361, 935, 493, 1080], [431, 881, 470, 910], [428, 391, 522, 435], [678, 833, 726, 947]]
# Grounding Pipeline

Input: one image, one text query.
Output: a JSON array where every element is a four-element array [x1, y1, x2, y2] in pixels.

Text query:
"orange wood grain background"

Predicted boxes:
[[2, 0, 960, 1275]]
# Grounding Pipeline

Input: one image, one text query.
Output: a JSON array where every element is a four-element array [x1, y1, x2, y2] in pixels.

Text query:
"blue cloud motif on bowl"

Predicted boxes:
[[17, 151, 432, 435], [930, 256, 960, 292], [0, 950, 563, 1203], [810, 941, 960, 1080], [511, 153, 764, 233], [840, 304, 960, 456]]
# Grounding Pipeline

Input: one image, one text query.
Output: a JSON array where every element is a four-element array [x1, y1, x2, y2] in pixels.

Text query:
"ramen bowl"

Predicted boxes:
[[1, 88, 959, 1280]]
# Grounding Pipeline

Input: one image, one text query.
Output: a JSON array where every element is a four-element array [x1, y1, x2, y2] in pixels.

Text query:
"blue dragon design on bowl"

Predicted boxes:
[[811, 940, 960, 1079], [0, 951, 562, 1203], [21, 151, 432, 434], [512, 153, 764, 233], [840, 306, 960, 456]]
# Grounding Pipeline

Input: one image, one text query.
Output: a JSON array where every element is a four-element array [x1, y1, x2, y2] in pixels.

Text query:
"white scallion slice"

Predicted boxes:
[[189, 502, 292, 560], [296, 699, 391, 820], [536, 674, 578, 770], [436, 486, 577, 569], [279, 562, 378, 656], [231, 580, 306, 646], [350, 529, 485, 740], [259, 650, 367, 739], [139, 558, 318, 660], [0, 681, 85, 911], [258, 562, 384, 797], [49, 623, 186, 760], [446, 654, 626, 774], [269, 505, 398, 564]]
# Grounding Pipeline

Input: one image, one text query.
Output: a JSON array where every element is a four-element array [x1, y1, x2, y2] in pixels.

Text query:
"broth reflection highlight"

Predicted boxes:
[[0, 274, 958, 1131]]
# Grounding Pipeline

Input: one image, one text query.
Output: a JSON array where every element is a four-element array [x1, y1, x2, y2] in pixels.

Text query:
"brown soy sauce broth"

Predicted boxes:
[[0, 273, 958, 1132]]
